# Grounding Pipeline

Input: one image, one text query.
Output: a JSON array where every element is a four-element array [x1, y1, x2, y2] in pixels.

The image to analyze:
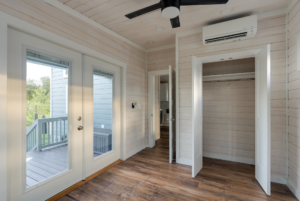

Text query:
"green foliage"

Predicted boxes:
[[26, 76, 50, 128]]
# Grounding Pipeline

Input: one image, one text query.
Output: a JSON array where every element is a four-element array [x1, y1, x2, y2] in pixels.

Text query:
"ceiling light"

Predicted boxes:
[[162, 7, 180, 19], [147, 41, 155, 44], [220, 7, 233, 15], [156, 26, 165, 32]]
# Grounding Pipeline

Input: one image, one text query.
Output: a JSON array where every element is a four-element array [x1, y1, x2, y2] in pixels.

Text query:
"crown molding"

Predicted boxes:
[[43, 0, 146, 52]]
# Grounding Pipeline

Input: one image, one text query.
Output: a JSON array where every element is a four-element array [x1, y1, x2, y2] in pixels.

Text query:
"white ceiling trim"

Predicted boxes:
[[176, 7, 288, 38], [147, 44, 175, 53], [43, 0, 146, 52]]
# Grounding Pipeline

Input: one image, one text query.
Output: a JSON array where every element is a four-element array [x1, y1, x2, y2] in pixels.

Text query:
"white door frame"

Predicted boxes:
[[192, 46, 270, 190], [0, 11, 127, 201], [147, 69, 169, 148]]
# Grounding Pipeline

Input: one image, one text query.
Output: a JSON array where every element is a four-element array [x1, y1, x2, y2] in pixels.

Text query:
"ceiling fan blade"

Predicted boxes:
[[125, 3, 161, 19], [180, 0, 228, 6], [170, 16, 180, 28]]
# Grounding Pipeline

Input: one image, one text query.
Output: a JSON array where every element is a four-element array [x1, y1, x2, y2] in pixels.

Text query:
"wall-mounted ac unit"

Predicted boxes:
[[203, 15, 257, 46]]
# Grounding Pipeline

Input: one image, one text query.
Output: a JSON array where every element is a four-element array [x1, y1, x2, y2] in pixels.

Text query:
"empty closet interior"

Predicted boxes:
[[202, 58, 255, 165]]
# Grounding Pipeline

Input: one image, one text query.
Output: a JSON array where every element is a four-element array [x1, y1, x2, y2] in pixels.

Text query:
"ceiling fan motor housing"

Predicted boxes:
[[161, 0, 181, 19]]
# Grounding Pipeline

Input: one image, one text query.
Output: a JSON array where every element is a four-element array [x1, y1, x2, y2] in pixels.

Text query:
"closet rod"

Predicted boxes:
[[203, 72, 255, 82]]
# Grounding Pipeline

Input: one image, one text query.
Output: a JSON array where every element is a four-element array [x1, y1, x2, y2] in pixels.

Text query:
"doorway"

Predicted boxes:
[[6, 28, 125, 201], [148, 66, 176, 164], [192, 46, 271, 195]]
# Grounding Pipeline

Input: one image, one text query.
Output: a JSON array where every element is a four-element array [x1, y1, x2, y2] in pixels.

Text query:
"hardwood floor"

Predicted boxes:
[[58, 127, 297, 201]]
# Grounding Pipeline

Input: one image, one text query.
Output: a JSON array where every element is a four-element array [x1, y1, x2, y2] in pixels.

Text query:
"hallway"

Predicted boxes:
[[58, 127, 297, 201]]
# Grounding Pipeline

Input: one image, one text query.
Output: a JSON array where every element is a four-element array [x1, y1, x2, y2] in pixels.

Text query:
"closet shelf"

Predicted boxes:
[[203, 72, 255, 82]]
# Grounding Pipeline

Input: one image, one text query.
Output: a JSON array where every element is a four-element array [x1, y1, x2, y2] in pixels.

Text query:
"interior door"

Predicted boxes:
[[169, 66, 176, 163], [7, 28, 83, 201], [192, 56, 203, 178], [255, 45, 271, 195], [83, 55, 121, 178]]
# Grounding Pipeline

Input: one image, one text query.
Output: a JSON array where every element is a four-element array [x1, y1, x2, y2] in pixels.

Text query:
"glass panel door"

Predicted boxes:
[[93, 70, 113, 157], [83, 56, 121, 178], [7, 28, 83, 201], [26, 50, 70, 188]]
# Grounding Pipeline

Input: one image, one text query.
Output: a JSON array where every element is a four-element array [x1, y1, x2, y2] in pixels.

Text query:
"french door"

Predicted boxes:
[[83, 56, 121, 178], [7, 28, 122, 201]]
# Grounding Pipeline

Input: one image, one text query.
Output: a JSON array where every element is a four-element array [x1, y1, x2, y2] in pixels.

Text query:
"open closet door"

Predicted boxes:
[[255, 45, 271, 195], [192, 56, 203, 178], [169, 66, 176, 163]]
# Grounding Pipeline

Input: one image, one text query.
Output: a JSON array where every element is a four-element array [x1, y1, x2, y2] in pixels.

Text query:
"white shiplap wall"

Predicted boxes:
[[287, 0, 300, 197], [178, 14, 287, 181]]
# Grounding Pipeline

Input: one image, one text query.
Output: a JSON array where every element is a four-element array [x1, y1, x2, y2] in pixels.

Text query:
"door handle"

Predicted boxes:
[[78, 126, 83, 131], [171, 118, 175, 122]]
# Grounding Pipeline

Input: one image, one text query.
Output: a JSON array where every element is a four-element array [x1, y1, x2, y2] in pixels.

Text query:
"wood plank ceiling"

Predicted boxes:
[[58, 0, 292, 49]]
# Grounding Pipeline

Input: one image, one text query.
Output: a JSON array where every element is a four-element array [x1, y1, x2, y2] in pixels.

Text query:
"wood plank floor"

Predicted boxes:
[[58, 127, 297, 201]]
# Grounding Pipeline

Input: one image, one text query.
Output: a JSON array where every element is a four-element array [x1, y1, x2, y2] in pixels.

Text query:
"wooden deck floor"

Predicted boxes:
[[26, 144, 69, 187], [58, 127, 297, 201]]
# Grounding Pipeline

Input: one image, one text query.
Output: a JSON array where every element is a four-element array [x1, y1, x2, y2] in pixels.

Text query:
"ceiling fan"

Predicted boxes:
[[125, 0, 229, 28]]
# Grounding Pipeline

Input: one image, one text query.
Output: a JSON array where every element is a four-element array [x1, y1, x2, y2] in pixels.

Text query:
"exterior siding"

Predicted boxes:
[[51, 68, 68, 118], [93, 74, 113, 130]]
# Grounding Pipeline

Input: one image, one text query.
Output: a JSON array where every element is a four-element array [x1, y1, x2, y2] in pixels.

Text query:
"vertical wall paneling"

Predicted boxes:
[[0, 19, 7, 201], [287, 1, 300, 199], [177, 14, 287, 181], [0, 0, 147, 160]]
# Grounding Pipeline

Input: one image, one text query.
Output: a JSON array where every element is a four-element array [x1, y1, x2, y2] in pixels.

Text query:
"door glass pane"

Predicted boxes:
[[93, 70, 113, 158], [26, 50, 69, 188]]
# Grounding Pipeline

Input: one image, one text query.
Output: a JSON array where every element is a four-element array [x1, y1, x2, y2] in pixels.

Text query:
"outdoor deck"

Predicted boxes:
[[26, 144, 69, 187], [26, 145, 101, 187]]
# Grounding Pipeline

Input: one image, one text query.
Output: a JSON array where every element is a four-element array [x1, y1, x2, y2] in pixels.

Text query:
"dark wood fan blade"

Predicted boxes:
[[170, 16, 180, 28], [125, 3, 161, 19], [181, 0, 228, 5]]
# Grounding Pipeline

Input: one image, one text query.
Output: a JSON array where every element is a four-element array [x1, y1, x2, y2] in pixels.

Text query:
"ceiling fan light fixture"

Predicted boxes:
[[161, 0, 181, 19], [162, 7, 180, 19]]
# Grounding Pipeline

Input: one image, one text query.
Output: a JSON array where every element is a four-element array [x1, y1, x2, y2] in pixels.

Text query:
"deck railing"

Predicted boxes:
[[26, 117, 68, 152]]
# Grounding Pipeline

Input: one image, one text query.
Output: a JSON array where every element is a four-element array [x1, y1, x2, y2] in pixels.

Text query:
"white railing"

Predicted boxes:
[[26, 120, 38, 152], [94, 132, 112, 155], [26, 117, 68, 152]]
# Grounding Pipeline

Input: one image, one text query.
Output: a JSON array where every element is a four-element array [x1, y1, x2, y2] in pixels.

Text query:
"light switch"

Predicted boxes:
[[137, 104, 141, 109]]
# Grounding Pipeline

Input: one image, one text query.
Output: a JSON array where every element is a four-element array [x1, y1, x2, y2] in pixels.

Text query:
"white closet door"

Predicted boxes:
[[255, 45, 271, 195], [169, 66, 176, 163], [83, 56, 121, 178], [192, 56, 203, 178], [7, 28, 83, 201]]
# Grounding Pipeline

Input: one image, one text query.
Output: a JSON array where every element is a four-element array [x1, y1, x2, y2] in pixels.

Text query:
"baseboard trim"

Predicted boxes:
[[47, 159, 122, 201], [177, 158, 192, 166], [287, 180, 300, 201], [126, 144, 146, 160], [271, 175, 287, 185], [204, 153, 255, 165]]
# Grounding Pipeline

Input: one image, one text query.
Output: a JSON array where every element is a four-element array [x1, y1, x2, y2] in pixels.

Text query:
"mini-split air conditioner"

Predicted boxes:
[[203, 15, 257, 46]]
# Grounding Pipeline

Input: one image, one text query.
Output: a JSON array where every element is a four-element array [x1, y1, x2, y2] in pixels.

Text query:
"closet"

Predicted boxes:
[[202, 58, 255, 164]]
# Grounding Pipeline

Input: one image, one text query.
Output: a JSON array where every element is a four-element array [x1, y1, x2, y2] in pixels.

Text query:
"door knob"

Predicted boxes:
[[171, 118, 175, 122], [78, 126, 83, 131]]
